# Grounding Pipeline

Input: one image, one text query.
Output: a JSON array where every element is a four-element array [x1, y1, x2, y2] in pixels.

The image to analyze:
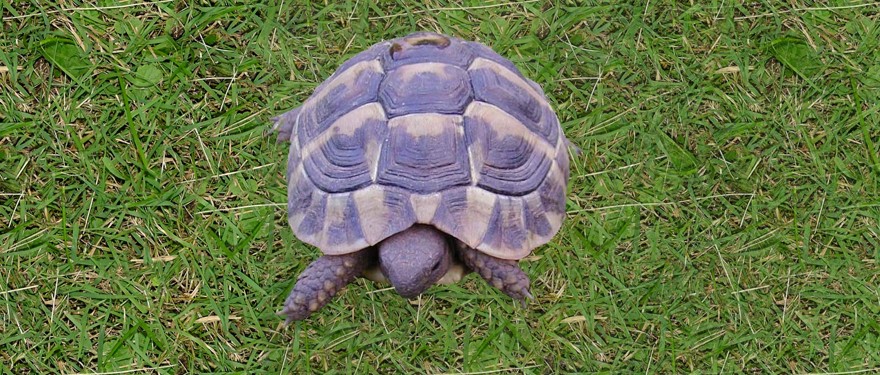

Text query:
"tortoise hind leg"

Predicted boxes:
[[280, 249, 375, 323], [455, 242, 533, 305], [270, 107, 300, 143]]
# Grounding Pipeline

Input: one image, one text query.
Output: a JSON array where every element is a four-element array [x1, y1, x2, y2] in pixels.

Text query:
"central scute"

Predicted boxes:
[[376, 113, 472, 194], [379, 63, 473, 117]]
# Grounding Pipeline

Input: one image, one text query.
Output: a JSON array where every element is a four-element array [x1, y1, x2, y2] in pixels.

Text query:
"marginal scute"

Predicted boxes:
[[333, 42, 390, 78], [351, 186, 389, 244], [430, 187, 496, 248], [533, 164, 567, 249], [286, 132, 302, 178], [287, 166, 321, 237], [351, 185, 416, 245], [555, 135, 571, 183], [478, 196, 529, 259], [376, 114, 471, 193], [465, 42, 525, 80], [525, 77, 547, 98], [379, 63, 472, 117], [410, 193, 442, 223], [404, 33, 451, 48], [538, 162, 566, 216], [318, 193, 369, 252], [522, 191, 552, 238], [381, 34, 474, 70]]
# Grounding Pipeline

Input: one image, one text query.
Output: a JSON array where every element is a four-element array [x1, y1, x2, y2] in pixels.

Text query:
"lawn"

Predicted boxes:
[[1, 0, 879, 373]]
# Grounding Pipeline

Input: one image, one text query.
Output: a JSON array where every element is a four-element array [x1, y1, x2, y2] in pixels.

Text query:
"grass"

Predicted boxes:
[[1, 0, 878, 373]]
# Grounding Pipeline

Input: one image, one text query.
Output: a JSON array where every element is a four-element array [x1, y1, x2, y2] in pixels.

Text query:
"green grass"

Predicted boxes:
[[1, 0, 879, 373]]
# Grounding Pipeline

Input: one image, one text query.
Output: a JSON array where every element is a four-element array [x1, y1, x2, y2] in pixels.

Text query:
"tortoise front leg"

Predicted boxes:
[[280, 249, 375, 323], [455, 242, 533, 304]]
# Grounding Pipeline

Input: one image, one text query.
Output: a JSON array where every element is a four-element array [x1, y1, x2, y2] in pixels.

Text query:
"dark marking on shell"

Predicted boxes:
[[297, 63, 385, 144], [430, 188, 470, 233], [381, 34, 474, 70], [538, 172, 566, 215], [383, 188, 418, 230], [469, 59, 559, 144], [389, 43, 403, 59], [288, 173, 315, 216], [325, 195, 366, 247], [376, 117, 471, 193], [379, 64, 472, 117], [406, 33, 451, 48], [296, 191, 327, 237], [465, 115, 552, 196], [480, 197, 528, 251], [522, 196, 552, 237], [302, 116, 387, 193]]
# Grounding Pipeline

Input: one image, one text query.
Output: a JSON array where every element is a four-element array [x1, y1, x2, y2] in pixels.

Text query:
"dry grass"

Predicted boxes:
[[1, 0, 878, 373]]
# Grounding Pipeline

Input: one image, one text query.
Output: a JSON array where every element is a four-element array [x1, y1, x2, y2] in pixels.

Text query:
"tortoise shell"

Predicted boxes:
[[274, 32, 569, 260]]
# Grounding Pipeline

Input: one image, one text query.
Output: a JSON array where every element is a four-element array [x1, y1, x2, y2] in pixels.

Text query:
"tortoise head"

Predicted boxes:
[[378, 224, 452, 298]]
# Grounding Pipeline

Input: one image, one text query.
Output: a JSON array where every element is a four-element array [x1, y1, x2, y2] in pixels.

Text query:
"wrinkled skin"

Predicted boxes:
[[281, 225, 532, 322], [378, 225, 453, 298]]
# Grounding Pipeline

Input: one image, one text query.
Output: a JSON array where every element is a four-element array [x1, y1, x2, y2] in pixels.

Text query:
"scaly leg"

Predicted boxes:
[[455, 242, 533, 304], [280, 249, 374, 322]]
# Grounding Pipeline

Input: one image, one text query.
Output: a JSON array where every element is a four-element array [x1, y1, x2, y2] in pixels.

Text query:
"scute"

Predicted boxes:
[[287, 166, 326, 239], [430, 187, 496, 248], [334, 42, 391, 78], [465, 42, 525, 80], [379, 63, 472, 117], [376, 114, 472, 193], [469, 58, 559, 144], [322, 193, 368, 248], [380, 32, 475, 70], [480, 197, 529, 255], [296, 60, 385, 146], [522, 193, 553, 237], [301, 104, 387, 193], [464, 102, 554, 196], [352, 186, 416, 245], [276, 32, 570, 260]]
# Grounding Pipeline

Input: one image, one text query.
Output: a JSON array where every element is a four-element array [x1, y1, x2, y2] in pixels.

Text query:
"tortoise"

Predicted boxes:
[[273, 32, 570, 322]]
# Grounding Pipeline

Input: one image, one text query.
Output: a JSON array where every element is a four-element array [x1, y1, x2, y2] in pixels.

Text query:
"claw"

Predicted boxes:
[[277, 309, 294, 326], [517, 289, 533, 308], [455, 242, 533, 305]]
